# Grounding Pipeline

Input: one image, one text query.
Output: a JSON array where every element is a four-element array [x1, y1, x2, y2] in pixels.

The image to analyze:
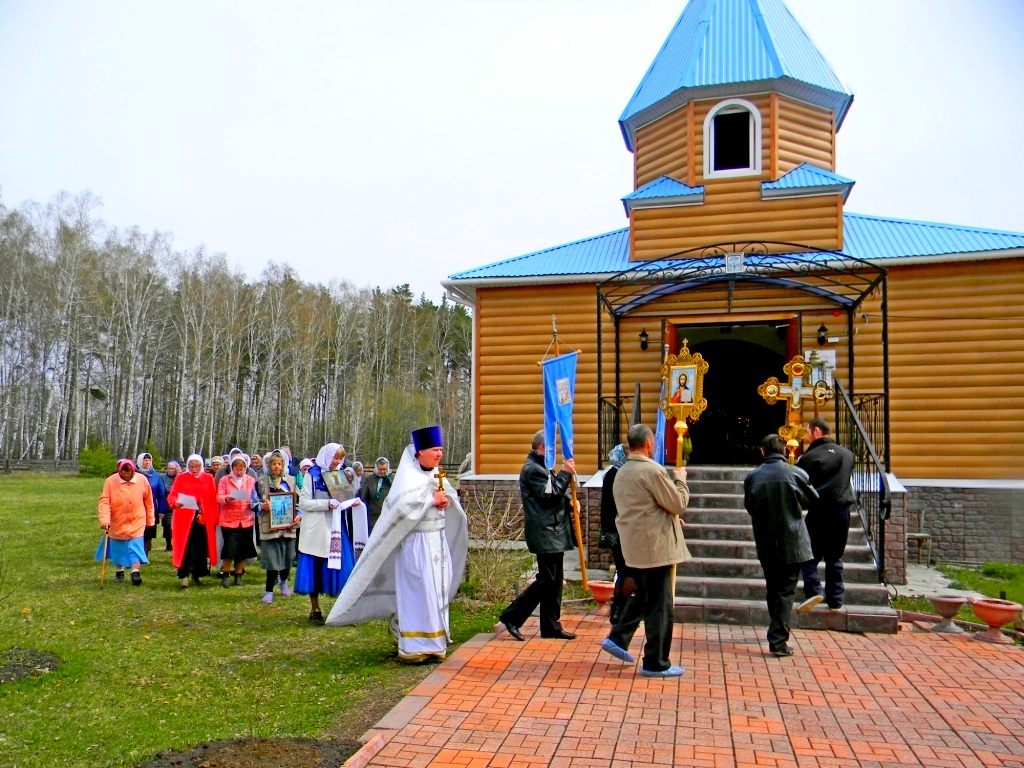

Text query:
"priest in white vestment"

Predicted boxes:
[[326, 425, 468, 663]]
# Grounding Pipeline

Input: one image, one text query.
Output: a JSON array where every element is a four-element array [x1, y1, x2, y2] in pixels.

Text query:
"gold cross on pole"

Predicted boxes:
[[758, 355, 819, 411]]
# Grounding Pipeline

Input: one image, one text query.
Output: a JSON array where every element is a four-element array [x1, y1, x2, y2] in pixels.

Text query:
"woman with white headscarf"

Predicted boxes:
[[295, 443, 358, 624], [167, 454, 219, 588], [216, 453, 259, 587], [350, 461, 364, 494]]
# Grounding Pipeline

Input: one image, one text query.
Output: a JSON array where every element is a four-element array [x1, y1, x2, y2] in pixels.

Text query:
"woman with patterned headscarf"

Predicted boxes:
[[255, 449, 299, 604], [168, 454, 219, 588], [598, 444, 636, 625], [216, 453, 259, 587]]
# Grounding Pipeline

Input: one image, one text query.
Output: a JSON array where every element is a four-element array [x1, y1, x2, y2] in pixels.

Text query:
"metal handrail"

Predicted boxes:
[[834, 378, 891, 582]]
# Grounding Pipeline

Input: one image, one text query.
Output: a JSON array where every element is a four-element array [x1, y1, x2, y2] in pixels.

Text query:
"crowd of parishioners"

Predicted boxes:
[[95, 445, 396, 622]]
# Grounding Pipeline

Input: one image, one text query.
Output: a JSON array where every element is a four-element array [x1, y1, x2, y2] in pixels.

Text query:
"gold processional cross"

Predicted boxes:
[[758, 354, 834, 462]]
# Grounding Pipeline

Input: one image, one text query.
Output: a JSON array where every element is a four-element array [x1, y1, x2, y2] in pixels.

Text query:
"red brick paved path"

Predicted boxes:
[[362, 615, 1024, 768]]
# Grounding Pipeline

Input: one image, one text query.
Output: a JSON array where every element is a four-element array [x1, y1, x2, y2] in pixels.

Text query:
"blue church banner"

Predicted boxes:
[[541, 351, 577, 470]]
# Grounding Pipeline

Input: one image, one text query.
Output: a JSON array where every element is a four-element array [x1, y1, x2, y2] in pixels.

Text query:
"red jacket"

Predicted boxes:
[[167, 471, 219, 569]]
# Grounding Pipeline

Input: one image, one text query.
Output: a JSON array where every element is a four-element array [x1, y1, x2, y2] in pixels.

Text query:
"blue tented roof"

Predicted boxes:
[[761, 163, 855, 202], [446, 214, 1024, 283], [619, 0, 853, 151]]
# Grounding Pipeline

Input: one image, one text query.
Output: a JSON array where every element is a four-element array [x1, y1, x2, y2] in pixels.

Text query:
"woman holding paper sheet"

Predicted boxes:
[[216, 454, 259, 587], [168, 454, 219, 588], [295, 442, 358, 625]]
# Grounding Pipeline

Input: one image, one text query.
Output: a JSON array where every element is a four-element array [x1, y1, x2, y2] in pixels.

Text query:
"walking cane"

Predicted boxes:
[[99, 532, 109, 587]]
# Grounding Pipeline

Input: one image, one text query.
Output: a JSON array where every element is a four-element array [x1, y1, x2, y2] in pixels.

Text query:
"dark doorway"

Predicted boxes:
[[683, 323, 788, 466]]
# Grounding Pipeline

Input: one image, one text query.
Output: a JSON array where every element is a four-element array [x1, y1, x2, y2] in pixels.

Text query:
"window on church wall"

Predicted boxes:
[[703, 99, 762, 179]]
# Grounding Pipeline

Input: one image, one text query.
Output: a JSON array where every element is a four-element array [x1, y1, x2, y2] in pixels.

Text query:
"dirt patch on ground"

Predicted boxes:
[[135, 663, 429, 768], [0, 647, 62, 683], [134, 737, 358, 768]]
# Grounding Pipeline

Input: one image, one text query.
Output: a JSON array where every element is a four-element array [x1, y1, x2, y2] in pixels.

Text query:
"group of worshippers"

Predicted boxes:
[[94, 426, 468, 664], [590, 417, 853, 673]]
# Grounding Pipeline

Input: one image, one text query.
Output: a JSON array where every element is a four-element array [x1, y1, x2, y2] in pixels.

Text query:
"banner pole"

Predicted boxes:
[[546, 317, 588, 593]]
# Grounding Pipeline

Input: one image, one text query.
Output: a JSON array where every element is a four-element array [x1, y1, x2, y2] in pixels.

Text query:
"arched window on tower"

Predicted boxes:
[[704, 99, 762, 179]]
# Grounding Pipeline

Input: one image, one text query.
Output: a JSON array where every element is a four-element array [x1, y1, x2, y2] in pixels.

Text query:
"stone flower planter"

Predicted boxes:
[[969, 597, 1023, 644], [927, 594, 966, 633]]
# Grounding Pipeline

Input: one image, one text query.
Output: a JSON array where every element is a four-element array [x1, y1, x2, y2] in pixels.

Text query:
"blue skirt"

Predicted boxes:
[[293, 553, 348, 597], [94, 536, 149, 568]]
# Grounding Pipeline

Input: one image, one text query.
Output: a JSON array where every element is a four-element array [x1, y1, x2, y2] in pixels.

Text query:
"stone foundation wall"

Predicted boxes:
[[903, 485, 1024, 565], [883, 494, 906, 586]]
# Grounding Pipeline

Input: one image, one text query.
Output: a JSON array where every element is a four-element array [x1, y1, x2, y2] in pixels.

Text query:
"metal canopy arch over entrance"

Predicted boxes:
[[596, 240, 891, 469]]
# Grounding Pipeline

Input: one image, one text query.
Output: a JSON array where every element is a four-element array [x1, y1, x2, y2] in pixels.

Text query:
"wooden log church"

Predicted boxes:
[[444, 0, 1024, 615]]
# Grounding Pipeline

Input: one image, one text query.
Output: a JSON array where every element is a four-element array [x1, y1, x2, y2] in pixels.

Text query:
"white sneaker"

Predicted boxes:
[[797, 595, 824, 613]]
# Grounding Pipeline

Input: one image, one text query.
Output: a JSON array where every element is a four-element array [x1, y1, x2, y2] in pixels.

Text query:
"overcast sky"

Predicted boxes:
[[1, 1, 1022, 300]]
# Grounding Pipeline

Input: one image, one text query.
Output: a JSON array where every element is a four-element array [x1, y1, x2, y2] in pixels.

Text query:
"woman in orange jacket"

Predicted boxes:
[[95, 459, 155, 586]]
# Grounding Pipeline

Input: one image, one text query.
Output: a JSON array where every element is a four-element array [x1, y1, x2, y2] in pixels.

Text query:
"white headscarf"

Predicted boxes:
[[186, 453, 204, 476], [136, 452, 154, 472], [315, 443, 343, 471], [229, 453, 250, 488]]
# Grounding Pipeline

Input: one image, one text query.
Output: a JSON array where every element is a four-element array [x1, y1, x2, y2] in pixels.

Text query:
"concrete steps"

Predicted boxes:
[[670, 466, 897, 633]]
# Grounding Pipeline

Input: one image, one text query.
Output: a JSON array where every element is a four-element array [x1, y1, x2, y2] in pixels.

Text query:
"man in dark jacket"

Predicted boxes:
[[744, 434, 818, 657], [357, 457, 393, 532], [797, 417, 856, 610], [499, 430, 577, 641]]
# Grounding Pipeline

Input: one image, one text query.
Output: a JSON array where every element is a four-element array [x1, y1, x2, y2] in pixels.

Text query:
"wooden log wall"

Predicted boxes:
[[777, 96, 835, 173], [475, 284, 609, 475], [628, 93, 843, 257], [475, 259, 1024, 480], [634, 103, 690, 189]]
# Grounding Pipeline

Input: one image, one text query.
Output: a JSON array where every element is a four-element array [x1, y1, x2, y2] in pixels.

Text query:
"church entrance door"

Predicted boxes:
[[678, 320, 795, 466]]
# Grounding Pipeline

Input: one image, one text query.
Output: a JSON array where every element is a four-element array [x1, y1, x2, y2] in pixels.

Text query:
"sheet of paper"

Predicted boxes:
[[178, 494, 199, 509], [229, 489, 250, 501]]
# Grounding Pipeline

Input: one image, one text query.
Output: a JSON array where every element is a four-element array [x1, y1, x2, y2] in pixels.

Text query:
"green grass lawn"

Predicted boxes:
[[892, 563, 1024, 626], [0, 474, 502, 768]]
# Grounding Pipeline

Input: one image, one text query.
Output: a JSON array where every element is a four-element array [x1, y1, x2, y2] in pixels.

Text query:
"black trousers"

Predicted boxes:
[[500, 551, 565, 637], [763, 562, 801, 652], [801, 506, 851, 608], [608, 564, 674, 672], [609, 543, 638, 625]]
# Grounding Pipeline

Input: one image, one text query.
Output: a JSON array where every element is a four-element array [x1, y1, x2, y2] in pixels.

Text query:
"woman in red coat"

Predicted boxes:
[[168, 454, 219, 588]]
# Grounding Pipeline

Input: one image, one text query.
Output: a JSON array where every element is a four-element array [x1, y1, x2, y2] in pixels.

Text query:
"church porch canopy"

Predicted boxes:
[[596, 240, 891, 468]]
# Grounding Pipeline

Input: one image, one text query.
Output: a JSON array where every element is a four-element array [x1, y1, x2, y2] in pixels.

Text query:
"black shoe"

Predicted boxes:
[[309, 610, 325, 626], [114, 571, 125, 583], [232, 574, 243, 587], [542, 630, 577, 640], [220, 572, 231, 588], [770, 646, 794, 657], [130, 571, 142, 586], [502, 620, 525, 641]]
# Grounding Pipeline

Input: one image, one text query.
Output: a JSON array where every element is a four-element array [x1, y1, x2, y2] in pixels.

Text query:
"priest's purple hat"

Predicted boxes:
[[411, 425, 443, 452]]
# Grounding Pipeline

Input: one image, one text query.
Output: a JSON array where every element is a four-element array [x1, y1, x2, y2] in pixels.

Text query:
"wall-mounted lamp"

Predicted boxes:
[[817, 323, 828, 346], [639, 328, 649, 351]]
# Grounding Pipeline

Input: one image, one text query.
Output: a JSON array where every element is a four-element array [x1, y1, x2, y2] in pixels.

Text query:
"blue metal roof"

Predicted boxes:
[[619, 0, 853, 151], [762, 163, 855, 202], [622, 176, 705, 214], [446, 213, 1024, 283]]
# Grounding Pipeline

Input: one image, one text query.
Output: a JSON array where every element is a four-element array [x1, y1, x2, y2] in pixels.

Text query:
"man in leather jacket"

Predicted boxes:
[[744, 434, 818, 657], [797, 417, 855, 611], [499, 430, 578, 641]]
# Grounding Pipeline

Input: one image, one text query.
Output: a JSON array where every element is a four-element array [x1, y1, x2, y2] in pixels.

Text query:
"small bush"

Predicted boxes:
[[78, 441, 117, 478], [980, 562, 1021, 581]]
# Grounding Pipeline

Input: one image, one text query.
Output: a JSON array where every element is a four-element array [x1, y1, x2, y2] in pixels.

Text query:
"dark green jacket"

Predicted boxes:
[[743, 455, 817, 566]]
